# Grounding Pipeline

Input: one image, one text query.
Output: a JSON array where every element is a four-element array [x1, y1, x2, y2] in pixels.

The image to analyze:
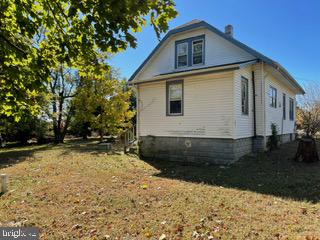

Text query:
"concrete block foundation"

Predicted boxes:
[[139, 134, 295, 165]]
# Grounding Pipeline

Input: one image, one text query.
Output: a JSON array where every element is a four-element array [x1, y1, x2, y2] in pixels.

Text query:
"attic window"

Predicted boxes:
[[175, 35, 205, 69], [192, 39, 204, 65], [176, 42, 188, 67]]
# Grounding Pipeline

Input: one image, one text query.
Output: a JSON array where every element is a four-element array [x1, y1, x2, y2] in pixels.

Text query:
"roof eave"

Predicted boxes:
[[265, 61, 305, 95], [129, 60, 257, 85], [129, 20, 305, 95]]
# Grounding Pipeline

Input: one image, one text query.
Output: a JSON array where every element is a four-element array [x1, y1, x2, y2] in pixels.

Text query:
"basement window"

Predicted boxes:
[[167, 80, 183, 116]]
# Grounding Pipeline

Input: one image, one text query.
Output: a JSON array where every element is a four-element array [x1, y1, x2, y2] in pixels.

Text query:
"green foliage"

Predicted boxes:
[[73, 67, 135, 139], [48, 65, 80, 143], [0, 0, 177, 120], [268, 123, 280, 151], [69, 120, 91, 139], [1, 113, 50, 144]]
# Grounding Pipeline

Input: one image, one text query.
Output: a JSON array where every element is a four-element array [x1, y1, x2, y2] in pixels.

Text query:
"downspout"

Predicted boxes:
[[252, 71, 257, 137]]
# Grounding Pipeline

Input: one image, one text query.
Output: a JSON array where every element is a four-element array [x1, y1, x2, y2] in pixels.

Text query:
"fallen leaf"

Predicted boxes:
[[159, 233, 166, 240], [141, 184, 148, 189], [72, 224, 82, 230]]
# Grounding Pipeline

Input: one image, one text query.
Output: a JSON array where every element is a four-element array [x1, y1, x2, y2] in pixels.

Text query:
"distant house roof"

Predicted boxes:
[[129, 20, 304, 94]]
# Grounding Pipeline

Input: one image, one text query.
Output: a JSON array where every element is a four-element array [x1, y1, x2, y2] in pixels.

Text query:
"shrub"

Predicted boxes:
[[268, 123, 279, 151]]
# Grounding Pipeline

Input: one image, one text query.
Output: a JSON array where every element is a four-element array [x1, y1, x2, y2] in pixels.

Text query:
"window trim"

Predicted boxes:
[[241, 76, 249, 115], [289, 97, 294, 121], [176, 42, 188, 68], [175, 35, 205, 69], [269, 86, 277, 108], [283, 93, 286, 120], [166, 80, 184, 116], [191, 39, 204, 65]]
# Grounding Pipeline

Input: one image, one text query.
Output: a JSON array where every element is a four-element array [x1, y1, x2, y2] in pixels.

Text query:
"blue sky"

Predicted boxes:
[[109, 0, 320, 86]]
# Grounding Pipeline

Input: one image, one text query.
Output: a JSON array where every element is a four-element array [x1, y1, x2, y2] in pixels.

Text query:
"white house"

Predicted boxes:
[[129, 20, 305, 164]]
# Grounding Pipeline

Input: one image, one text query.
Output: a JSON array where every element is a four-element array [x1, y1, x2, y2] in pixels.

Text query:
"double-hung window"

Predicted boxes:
[[167, 80, 183, 116], [269, 86, 277, 108], [241, 77, 249, 115], [175, 35, 205, 68], [289, 98, 294, 121], [176, 42, 188, 67], [192, 39, 204, 65], [283, 93, 286, 119]]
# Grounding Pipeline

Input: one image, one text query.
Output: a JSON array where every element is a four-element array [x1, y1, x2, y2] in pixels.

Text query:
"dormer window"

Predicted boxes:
[[175, 35, 205, 69], [192, 39, 204, 65], [177, 42, 188, 67]]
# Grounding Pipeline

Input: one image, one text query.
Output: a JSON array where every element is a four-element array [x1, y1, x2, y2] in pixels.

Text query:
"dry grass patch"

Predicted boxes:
[[0, 140, 319, 239]]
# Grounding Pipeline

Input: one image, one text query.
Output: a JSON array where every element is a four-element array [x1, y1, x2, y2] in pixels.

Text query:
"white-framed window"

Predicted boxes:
[[167, 80, 183, 116], [176, 42, 188, 68], [241, 77, 249, 115], [269, 86, 277, 108], [289, 98, 294, 121], [192, 39, 204, 65]]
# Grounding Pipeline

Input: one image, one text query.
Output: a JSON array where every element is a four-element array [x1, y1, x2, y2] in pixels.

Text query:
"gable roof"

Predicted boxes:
[[129, 20, 304, 94], [172, 19, 202, 30]]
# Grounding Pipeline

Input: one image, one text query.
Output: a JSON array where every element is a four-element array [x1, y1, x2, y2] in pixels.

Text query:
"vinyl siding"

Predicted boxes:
[[137, 72, 235, 138], [234, 66, 254, 138], [253, 62, 265, 136], [265, 74, 296, 135], [137, 28, 254, 81], [234, 62, 296, 138]]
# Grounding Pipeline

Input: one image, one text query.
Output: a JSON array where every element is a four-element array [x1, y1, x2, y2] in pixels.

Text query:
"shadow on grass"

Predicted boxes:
[[0, 144, 50, 169], [57, 138, 125, 156], [0, 138, 108, 170], [144, 140, 320, 203], [0, 138, 124, 169]]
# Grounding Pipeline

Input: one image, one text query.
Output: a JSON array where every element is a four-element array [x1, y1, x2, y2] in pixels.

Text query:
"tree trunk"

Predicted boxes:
[[294, 137, 319, 162], [54, 130, 64, 143]]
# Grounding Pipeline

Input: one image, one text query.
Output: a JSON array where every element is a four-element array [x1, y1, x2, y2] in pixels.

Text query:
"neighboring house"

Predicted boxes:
[[129, 20, 305, 164]]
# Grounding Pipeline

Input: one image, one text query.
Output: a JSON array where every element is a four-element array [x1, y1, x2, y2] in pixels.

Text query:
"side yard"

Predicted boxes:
[[0, 140, 319, 239]]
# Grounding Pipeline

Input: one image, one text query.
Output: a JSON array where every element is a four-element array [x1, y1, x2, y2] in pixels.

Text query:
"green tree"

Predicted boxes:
[[48, 65, 80, 143], [1, 0, 177, 120], [73, 67, 134, 141], [0, 113, 50, 145]]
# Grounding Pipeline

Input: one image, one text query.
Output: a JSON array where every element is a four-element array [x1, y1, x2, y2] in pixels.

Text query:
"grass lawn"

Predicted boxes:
[[0, 140, 320, 239]]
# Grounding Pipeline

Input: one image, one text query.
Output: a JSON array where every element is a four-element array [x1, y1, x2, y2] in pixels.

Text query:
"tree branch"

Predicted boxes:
[[0, 33, 27, 56]]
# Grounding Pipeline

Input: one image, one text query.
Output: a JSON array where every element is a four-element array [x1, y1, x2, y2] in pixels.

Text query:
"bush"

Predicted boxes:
[[1, 114, 50, 145], [268, 123, 279, 151]]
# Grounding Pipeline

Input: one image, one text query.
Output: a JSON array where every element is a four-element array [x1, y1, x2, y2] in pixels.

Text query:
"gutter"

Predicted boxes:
[[277, 66, 305, 94]]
